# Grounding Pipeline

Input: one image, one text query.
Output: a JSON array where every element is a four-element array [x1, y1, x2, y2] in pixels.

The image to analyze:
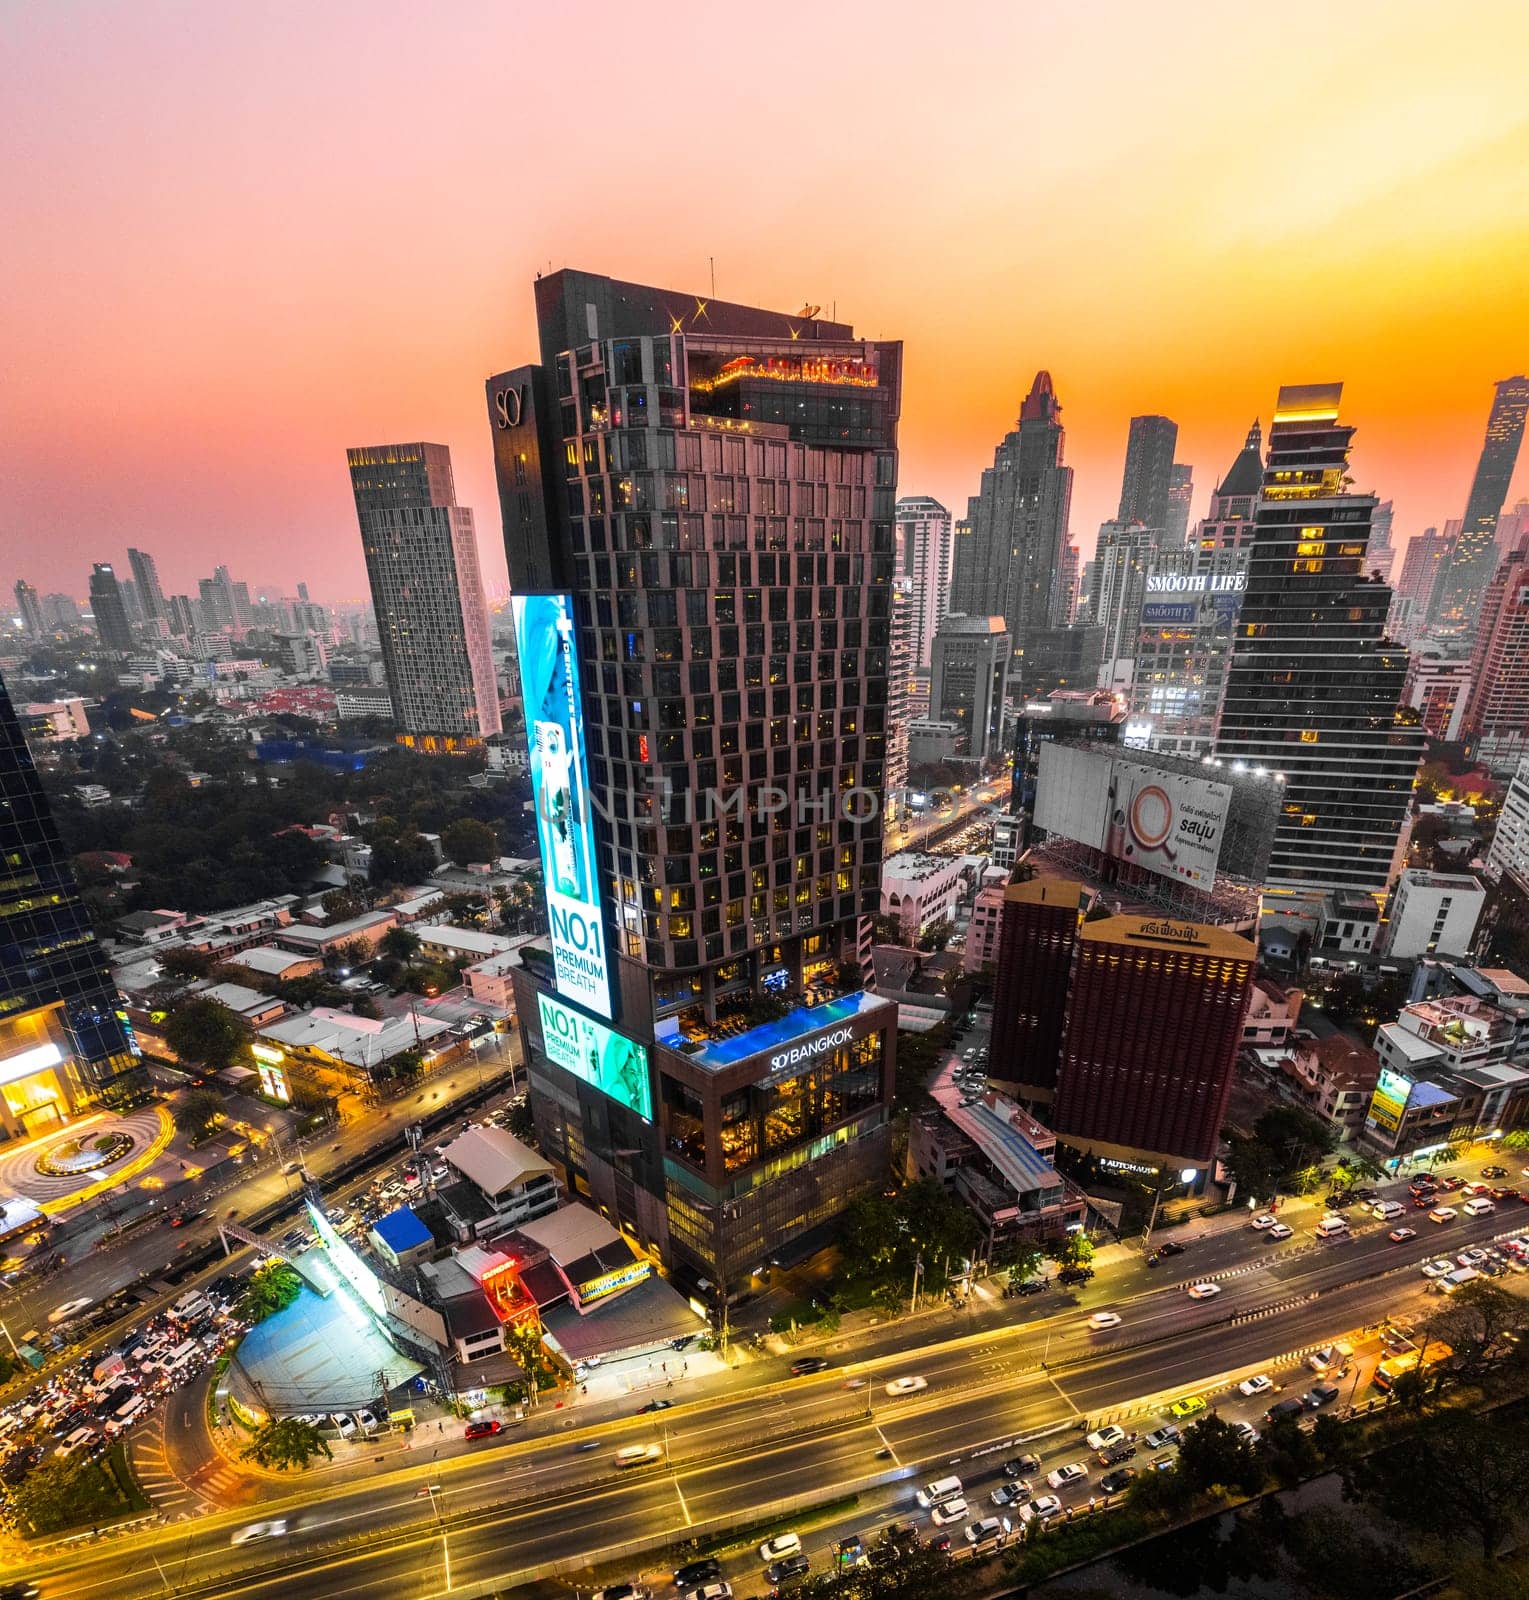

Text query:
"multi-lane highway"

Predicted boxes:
[[15, 1184, 1523, 1600]]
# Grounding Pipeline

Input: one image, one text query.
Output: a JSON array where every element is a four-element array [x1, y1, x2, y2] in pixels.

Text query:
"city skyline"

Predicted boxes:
[[4, 3, 1528, 600]]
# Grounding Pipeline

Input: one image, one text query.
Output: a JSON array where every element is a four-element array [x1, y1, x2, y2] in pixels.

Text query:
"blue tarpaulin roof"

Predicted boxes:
[[372, 1207, 433, 1254]]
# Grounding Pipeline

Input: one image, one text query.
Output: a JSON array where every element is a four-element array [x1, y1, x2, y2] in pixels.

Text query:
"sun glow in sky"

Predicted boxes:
[[3, 0, 1527, 600]]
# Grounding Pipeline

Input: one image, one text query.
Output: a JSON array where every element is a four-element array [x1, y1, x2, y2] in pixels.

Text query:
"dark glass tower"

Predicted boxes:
[[1116, 414, 1179, 534], [0, 667, 142, 1133], [1431, 375, 1529, 625], [1213, 383, 1424, 898], [950, 371, 1073, 684], [88, 563, 134, 655], [487, 270, 900, 1288]]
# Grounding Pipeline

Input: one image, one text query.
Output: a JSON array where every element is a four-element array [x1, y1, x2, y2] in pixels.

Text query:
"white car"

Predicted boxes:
[[1250, 1213, 1278, 1230], [1420, 1258, 1455, 1278], [1086, 1312, 1122, 1331], [1237, 1374, 1273, 1397], [1018, 1494, 1062, 1523], [884, 1375, 928, 1397], [759, 1533, 802, 1563], [1389, 1227, 1418, 1243], [1086, 1425, 1126, 1451], [1046, 1462, 1087, 1490], [1186, 1282, 1222, 1300], [48, 1297, 93, 1325], [929, 1497, 968, 1526], [1267, 1223, 1294, 1241], [230, 1520, 289, 1546], [1231, 1420, 1259, 1445], [682, 1586, 732, 1600]]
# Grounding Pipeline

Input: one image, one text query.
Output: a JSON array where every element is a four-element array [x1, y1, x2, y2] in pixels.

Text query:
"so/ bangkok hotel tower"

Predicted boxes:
[[488, 271, 901, 1293]]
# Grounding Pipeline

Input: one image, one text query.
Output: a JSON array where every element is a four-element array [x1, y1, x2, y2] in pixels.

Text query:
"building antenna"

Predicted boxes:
[[710, 257, 716, 298]]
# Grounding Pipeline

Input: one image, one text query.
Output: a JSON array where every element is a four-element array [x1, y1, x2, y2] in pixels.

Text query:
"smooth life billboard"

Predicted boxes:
[[511, 593, 612, 1019], [537, 992, 653, 1122]]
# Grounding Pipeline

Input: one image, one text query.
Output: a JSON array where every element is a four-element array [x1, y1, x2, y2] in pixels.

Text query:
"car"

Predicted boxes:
[[1018, 1494, 1063, 1524], [1250, 1213, 1278, 1230], [1098, 1439, 1138, 1465], [0, 1585, 41, 1600], [1304, 1383, 1341, 1407], [1483, 1165, 1508, 1179], [790, 1356, 831, 1376], [1086, 1425, 1127, 1451], [1461, 1182, 1489, 1198], [1439, 1175, 1466, 1191], [884, 1375, 927, 1397], [1002, 1453, 1041, 1477], [593, 1586, 651, 1600], [1046, 1462, 1087, 1490], [1490, 1187, 1518, 1201], [1086, 1312, 1122, 1331], [990, 1481, 1027, 1507], [1412, 1194, 1436, 1209], [1186, 1282, 1221, 1300], [1353, 1186, 1380, 1202], [760, 1533, 803, 1563], [1231, 1420, 1259, 1445], [1008, 1278, 1048, 1297], [47, 1297, 92, 1325], [681, 1585, 731, 1600], [614, 1444, 663, 1469], [1238, 1374, 1273, 1397], [1429, 1207, 1457, 1224], [1389, 1227, 1418, 1243], [1420, 1257, 1455, 1278], [464, 1419, 501, 1440], [1156, 1240, 1187, 1258], [638, 1399, 675, 1414], [1267, 1223, 1294, 1241], [1143, 1424, 1181, 1448], [674, 1558, 724, 1586], [1100, 1467, 1137, 1494], [1307, 1343, 1352, 1371], [230, 1520, 289, 1546], [1169, 1395, 1208, 1420], [929, 1497, 968, 1526], [1058, 1266, 1094, 1285], [881, 1520, 920, 1550], [1458, 1247, 1491, 1268]]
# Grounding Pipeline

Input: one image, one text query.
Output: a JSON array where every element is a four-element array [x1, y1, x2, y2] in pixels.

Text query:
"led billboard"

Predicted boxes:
[[1365, 1066, 1413, 1137], [537, 992, 653, 1123], [511, 593, 612, 1019]]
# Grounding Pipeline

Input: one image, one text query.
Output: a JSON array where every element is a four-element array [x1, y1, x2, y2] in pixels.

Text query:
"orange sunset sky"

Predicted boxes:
[[3, 0, 1528, 602]]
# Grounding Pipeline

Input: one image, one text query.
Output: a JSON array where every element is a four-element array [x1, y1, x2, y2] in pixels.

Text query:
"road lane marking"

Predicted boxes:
[[672, 1472, 693, 1526], [874, 1423, 900, 1465]]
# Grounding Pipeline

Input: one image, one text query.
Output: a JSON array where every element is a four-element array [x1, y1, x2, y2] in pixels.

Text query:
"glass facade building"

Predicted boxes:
[[0, 667, 141, 1135]]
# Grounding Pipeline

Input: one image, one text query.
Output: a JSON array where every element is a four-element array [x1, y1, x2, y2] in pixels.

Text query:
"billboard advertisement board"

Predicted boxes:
[[1365, 1067, 1413, 1137], [511, 593, 612, 1019], [1033, 744, 1233, 891], [537, 992, 653, 1123]]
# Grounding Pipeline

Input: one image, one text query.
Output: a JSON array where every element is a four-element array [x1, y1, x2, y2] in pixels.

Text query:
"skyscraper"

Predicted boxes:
[[1213, 383, 1424, 898], [951, 371, 1073, 685], [0, 666, 142, 1129], [1390, 526, 1455, 642], [1193, 421, 1263, 556], [1165, 462, 1194, 548], [887, 578, 915, 811], [348, 442, 501, 753], [1090, 520, 1156, 687], [1463, 547, 1529, 773], [1430, 375, 1529, 625], [1366, 499, 1397, 586], [88, 563, 134, 654], [126, 547, 167, 624], [894, 495, 955, 670], [14, 580, 45, 639], [930, 614, 1010, 759], [1059, 544, 1080, 623], [1116, 414, 1180, 533], [166, 593, 199, 640], [487, 269, 900, 1288]]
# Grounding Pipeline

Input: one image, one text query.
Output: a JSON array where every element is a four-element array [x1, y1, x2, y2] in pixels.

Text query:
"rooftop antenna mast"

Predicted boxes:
[[710, 257, 716, 298]]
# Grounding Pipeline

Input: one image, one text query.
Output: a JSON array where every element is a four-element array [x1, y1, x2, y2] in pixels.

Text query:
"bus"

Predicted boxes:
[[1373, 1340, 1453, 1392]]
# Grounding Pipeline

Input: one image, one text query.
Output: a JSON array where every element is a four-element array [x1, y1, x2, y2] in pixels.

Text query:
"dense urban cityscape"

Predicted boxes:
[[4, 7, 1529, 1600]]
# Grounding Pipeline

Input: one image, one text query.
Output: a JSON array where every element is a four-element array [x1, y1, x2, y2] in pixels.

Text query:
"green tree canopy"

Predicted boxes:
[[241, 1416, 332, 1471], [164, 996, 249, 1070], [172, 1087, 225, 1143], [1049, 1231, 1095, 1270], [794, 1544, 968, 1599], [380, 926, 421, 962], [1176, 1413, 1264, 1496], [7, 1452, 127, 1534], [241, 1261, 304, 1323], [441, 816, 499, 866], [369, 831, 439, 888]]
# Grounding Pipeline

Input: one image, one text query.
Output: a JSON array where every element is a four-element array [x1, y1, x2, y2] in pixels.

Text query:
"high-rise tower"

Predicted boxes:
[[14, 581, 45, 639], [1463, 547, 1529, 774], [348, 442, 500, 753], [486, 270, 900, 1288], [1431, 375, 1529, 625], [1165, 462, 1194, 548], [88, 563, 134, 654], [1116, 414, 1179, 535], [951, 372, 1073, 685], [1213, 383, 1424, 898], [126, 548, 167, 624], [894, 495, 954, 670]]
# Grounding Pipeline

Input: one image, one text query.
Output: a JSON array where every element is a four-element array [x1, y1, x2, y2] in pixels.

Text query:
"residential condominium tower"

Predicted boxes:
[[894, 495, 955, 670], [1116, 414, 1179, 536], [1431, 375, 1529, 626], [126, 547, 168, 625], [347, 442, 501, 753], [87, 563, 134, 654], [951, 371, 1073, 687], [1213, 383, 1424, 899], [486, 269, 900, 1291]]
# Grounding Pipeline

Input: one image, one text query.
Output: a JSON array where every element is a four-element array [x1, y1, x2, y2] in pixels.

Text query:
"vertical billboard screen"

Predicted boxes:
[[1366, 1066, 1413, 1137], [537, 992, 652, 1122], [511, 593, 612, 1019]]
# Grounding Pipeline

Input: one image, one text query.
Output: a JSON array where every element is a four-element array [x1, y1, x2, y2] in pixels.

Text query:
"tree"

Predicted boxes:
[[917, 917, 954, 953], [794, 1545, 967, 1599], [1223, 1133, 1280, 1206], [241, 1261, 303, 1323], [164, 996, 249, 1070], [441, 817, 499, 867], [1049, 1231, 1095, 1271], [503, 1099, 535, 1143], [8, 1452, 126, 1534], [331, 938, 372, 972], [380, 926, 421, 962], [321, 886, 367, 920], [369, 831, 438, 888], [241, 1416, 332, 1471], [380, 1048, 423, 1082], [1176, 1413, 1264, 1496], [172, 1087, 225, 1144], [1424, 1279, 1528, 1380], [158, 946, 214, 979], [1252, 1105, 1335, 1184], [1260, 1413, 1321, 1487], [1351, 1412, 1529, 1560], [1006, 1245, 1046, 1286]]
